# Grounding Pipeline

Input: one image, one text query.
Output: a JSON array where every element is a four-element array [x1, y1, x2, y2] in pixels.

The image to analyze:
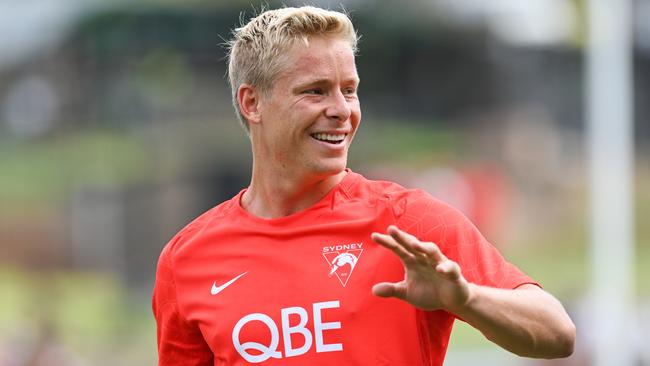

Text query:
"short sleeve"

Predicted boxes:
[[392, 190, 538, 290], [152, 239, 214, 366]]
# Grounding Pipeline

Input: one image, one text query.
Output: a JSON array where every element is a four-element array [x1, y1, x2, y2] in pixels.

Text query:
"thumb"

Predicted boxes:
[[372, 282, 407, 300]]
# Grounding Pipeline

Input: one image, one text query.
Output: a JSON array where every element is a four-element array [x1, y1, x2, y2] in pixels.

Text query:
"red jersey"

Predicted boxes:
[[153, 170, 537, 365]]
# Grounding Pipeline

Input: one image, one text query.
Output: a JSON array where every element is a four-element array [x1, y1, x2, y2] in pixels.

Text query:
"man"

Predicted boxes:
[[153, 6, 575, 365]]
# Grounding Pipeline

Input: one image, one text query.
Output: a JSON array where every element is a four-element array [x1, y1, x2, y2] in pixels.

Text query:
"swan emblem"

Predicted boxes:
[[328, 252, 358, 277]]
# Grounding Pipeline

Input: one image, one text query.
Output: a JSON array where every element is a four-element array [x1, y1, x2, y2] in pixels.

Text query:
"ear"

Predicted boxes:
[[237, 84, 263, 125]]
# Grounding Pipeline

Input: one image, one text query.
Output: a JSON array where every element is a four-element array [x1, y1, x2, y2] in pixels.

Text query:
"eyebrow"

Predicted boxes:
[[292, 77, 360, 92]]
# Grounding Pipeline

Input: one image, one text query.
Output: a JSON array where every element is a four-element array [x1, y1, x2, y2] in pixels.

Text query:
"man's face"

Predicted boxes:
[[253, 36, 361, 180]]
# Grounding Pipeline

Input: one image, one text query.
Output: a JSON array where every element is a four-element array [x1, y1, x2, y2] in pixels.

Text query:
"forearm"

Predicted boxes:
[[451, 284, 575, 358]]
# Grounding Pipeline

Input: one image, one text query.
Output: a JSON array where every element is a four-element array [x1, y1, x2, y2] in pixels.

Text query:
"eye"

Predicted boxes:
[[303, 88, 323, 95], [343, 87, 357, 95]]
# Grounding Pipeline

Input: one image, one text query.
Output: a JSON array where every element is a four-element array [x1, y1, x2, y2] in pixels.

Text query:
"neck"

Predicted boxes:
[[241, 162, 347, 219]]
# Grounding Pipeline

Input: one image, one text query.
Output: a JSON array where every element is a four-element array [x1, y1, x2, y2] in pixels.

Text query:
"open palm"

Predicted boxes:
[[371, 225, 471, 312]]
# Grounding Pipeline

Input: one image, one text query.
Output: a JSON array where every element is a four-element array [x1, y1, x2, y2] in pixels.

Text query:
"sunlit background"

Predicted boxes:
[[0, 0, 648, 365]]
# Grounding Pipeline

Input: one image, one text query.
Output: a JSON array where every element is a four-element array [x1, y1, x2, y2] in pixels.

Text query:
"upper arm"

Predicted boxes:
[[393, 190, 538, 289], [153, 242, 213, 366]]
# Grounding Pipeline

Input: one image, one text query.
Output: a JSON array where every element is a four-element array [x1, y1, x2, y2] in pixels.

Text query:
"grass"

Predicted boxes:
[[0, 267, 157, 366], [0, 130, 149, 212]]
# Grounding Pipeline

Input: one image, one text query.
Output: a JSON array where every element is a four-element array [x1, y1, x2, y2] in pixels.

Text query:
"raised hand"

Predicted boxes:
[[371, 225, 472, 312]]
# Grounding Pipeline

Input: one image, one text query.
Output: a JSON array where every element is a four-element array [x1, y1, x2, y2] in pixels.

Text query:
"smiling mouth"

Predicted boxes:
[[311, 133, 347, 145]]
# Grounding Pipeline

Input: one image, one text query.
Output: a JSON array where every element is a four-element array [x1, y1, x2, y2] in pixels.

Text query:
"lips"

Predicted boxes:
[[311, 132, 347, 144]]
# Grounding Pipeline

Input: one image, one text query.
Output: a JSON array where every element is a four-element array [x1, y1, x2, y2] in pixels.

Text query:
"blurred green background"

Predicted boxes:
[[0, 0, 648, 365]]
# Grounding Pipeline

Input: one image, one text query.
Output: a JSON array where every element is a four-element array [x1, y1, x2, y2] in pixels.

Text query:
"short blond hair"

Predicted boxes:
[[227, 6, 358, 131]]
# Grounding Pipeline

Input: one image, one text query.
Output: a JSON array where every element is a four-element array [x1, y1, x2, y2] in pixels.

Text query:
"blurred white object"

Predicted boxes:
[[0, 0, 89, 70], [485, 0, 577, 46], [586, 0, 637, 365]]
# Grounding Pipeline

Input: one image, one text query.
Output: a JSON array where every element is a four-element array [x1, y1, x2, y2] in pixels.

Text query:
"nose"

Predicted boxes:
[[325, 89, 352, 123]]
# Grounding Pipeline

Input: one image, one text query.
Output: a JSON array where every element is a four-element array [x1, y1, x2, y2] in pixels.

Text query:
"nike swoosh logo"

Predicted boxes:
[[211, 271, 248, 295]]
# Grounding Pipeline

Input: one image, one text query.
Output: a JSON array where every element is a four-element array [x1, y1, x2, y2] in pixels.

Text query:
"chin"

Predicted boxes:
[[310, 159, 347, 177]]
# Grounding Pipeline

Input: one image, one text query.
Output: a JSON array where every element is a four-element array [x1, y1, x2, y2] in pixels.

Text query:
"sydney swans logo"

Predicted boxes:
[[322, 243, 363, 287]]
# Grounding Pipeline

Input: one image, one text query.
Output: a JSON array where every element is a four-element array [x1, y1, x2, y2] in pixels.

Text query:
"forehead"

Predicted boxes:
[[277, 36, 358, 84]]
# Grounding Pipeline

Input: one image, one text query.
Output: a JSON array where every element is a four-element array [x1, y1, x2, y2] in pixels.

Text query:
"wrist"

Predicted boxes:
[[449, 282, 479, 317]]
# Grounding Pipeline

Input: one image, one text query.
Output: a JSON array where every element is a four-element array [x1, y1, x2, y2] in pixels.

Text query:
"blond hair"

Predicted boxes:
[[227, 6, 358, 132]]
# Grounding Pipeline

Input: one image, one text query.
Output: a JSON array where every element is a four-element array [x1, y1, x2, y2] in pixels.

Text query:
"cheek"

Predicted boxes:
[[351, 104, 362, 129]]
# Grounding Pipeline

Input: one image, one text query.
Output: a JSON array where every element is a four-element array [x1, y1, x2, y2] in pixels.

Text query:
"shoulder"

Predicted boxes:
[[352, 173, 476, 240], [348, 172, 453, 217], [343, 171, 413, 206]]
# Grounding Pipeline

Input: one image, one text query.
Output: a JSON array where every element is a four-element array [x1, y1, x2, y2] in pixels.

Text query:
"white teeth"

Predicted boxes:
[[313, 133, 346, 142]]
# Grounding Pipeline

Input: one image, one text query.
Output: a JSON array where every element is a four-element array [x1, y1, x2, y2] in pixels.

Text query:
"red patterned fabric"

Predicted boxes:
[[152, 170, 537, 365]]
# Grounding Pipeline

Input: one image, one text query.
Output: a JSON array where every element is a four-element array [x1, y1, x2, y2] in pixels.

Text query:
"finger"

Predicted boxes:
[[415, 241, 447, 263], [435, 260, 462, 281], [372, 282, 407, 300], [388, 226, 446, 263], [371, 232, 416, 262], [387, 225, 423, 255]]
